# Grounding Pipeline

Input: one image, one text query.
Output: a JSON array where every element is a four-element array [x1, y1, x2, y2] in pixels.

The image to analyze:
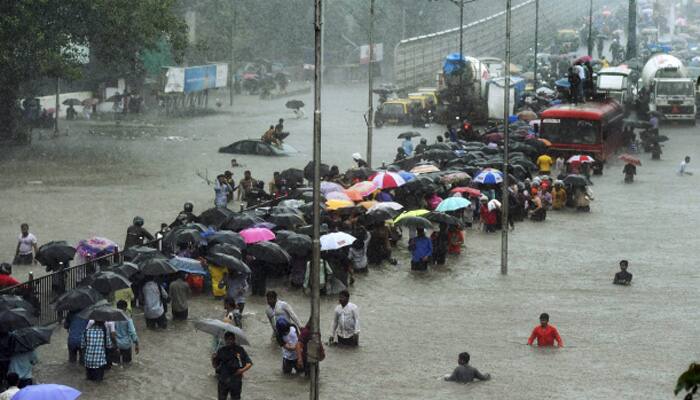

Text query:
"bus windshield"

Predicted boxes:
[[541, 119, 599, 145], [656, 81, 694, 96]]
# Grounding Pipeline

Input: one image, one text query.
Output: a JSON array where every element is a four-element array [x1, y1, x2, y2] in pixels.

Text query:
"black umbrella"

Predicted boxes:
[[0, 295, 35, 315], [366, 208, 396, 223], [10, 326, 54, 353], [54, 287, 103, 312], [427, 143, 453, 151], [168, 228, 203, 246], [276, 232, 312, 256], [304, 161, 330, 181], [397, 131, 421, 139], [649, 135, 669, 143], [206, 231, 246, 249], [268, 213, 306, 227], [394, 216, 433, 230], [208, 243, 243, 259], [270, 206, 304, 216], [420, 149, 456, 161], [344, 167, 375, 181], [0, 308, 36, 333], [563, 174, 588, 187], [122, 246, 159, 262], [79, 302, 128, 322], [205, 253, 251, 274], [88, 271, 131, 294], [140, 258, 178, 276], [248, 241, 291, 264], [296, 224, 330, 236], [113, 262, 140, 278], [280, 168, 305, 185], [425, 212, 463, 226], [224, 215, 264, 232], [285, 100, 305, 109], [62, 98, 82, 106], [35, 241, 76, 266], [198, 207, 235, 229]]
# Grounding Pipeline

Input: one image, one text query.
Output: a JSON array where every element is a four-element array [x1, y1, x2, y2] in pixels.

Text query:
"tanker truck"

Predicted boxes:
[[436, 53, 489, 123], [640, 54, 696, 123]]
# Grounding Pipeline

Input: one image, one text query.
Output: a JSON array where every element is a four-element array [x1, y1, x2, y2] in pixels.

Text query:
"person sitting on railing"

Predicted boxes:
[[124, 216, 154, 249]]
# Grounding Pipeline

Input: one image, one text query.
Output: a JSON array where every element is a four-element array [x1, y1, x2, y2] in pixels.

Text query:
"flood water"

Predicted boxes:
[[1, 84, 698, 399]]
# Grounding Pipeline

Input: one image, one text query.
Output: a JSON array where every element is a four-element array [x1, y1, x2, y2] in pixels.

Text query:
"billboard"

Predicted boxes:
[[164, 67, 185, 93], [184, 64, 217, 93], [164, 64, 228, 93]]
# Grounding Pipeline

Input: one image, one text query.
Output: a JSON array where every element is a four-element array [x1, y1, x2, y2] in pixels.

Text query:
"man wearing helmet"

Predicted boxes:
[[124, 216, 154, 249], [170, 203, 198, 228]]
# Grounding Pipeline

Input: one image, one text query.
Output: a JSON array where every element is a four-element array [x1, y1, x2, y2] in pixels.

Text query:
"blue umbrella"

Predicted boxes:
[[12, 384, 81, 400], [435, 197, 471, 212], [474, 169, 504, 185], [398, 170, 416, 182], [554, 78, 571, 89], [169, 256, 207, 275]]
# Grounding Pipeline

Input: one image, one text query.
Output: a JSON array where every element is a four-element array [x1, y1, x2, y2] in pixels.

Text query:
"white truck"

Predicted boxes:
[[640, 54, 696, 123]]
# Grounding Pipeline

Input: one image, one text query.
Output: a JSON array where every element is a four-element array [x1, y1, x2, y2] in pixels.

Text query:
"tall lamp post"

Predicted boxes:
[[587, 0, 594, 56], [501, 0, 512, 275], [627, 0, 637, 59], [366, 0, 375, 167], [533, 0, 539, 86], [229, 0, 235, 106], [309, 0, 323, 399]]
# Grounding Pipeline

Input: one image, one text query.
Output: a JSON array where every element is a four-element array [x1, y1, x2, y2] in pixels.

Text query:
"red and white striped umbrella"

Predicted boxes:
[[370, 171, 406, 189], [567, 155, 595, 164]]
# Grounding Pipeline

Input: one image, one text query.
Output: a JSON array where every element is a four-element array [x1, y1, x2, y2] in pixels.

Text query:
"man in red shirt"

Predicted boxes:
[[527, 313, 564, 347], [0, 263, 20, 289]]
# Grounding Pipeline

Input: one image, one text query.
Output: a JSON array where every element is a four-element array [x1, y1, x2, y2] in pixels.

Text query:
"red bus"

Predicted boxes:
[[539, 100, 625, 174]]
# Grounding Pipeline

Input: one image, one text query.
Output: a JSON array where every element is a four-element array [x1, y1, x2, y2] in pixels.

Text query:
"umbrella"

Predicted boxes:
[[649, 135, 669, 143], [205, 253, 250, 274], [343, 190, 364, 202], [224, 214, 264, 232], [517, 110, 538, 121], [193, 318, 250, 346], [253, 222, 276, 230], [276, 233, 312, 256], [88, 272, 131, 294], [82, 98, 99, 106], [280, 168, 305, 185], [248, 241, 291, 264], [440, 171, 470, 184], [397, 131, 421, 139], [320, 181, 344, 195], [320, 232, 356, 251], [285, 100, 305, 110], [35, 241, 76, 266], [208, 243, 243, 259], [198, 207, 235, 229], [563, 174, 588, 187], [371, 171, 406, 189], [393, 209, 430, 224], [474, 168, 504, 184], [488, 199, 502, 212], [239, 228, 275, 244], [167, 228, 203, 247], [567, 154, 595, 164], [121, 245, 159, 262], [169, 256, 208, 275], [76, 236, 118, 259], [140, 258, 178, 276], [0, 295, 35, 314], [304, 161, 330, 181], [554, 78, 571, 88], [277, 199, 306, 209], [358, 200, 378, 210], [345, 167, 375, 180], [207, 231, 246, 249], [394, 216, 433, 230], [269, 213, 306, 227], [425, 212, 462, 226], [113, 262, 140, 278], [421, 149, 456, 161], [398, 170, 416, 182], [326, 199, 356, 210], [450, 187, 481, 197], [325, 191, 352, 202], [10, 326, 54, 353], [349, 181, 378, 197], [62, 98, 82, 106], [410, 164, 440, 174], [575, 55, 592, 64], [0, 309, 36, 333], [368, 201, 403, 212], [366, 208, 396, 223], [436, 197, 471, 212], [54, 287, 103, 312], [619, 154, 641, 166], [12, 384, 81, 400], [483, 132, 504, 142], [79, 302, 128, 322]]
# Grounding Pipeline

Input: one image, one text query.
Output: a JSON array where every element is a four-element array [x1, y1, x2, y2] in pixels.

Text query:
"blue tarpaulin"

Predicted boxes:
[[443, 53, 466, 76], [184, 65, 217, 93]]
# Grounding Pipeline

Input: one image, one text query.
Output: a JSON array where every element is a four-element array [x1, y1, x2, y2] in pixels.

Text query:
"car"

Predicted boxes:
[[218, 140, 298, 156]]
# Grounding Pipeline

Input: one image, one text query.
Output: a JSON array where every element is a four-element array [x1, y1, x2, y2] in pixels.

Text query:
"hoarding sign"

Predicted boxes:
[[184, 64, 217, 93]]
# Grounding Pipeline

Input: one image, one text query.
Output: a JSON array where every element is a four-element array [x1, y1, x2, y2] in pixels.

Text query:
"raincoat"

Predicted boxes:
[[208, 264, 227, 297]]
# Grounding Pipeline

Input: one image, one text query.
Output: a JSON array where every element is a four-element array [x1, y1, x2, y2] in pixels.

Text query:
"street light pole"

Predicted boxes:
[[366, 0, 375, 168], [627, 0, 637, 59], [229, 0, 235, 107], [501, 0, 512, 276], [459, 0, 464, 58], [587, 0, 594, 56], [309, 0, 323, 399], [533, 0, 539, 86]]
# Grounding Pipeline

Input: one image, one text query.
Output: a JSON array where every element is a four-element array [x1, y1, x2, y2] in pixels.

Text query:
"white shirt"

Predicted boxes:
[[679, 161, 689, 175], [0, 386, 19, 400], [574, 65, 585, 80], [282, 326, 299, 360], [331, 302, 360, 339], [17, 233, 37, 255], [266, 300, 302, 333]]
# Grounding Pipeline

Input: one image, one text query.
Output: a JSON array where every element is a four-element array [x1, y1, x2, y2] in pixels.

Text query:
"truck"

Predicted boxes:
[[640, 54, 696, 123], [436, 53, 489, 123], [596, 66, 636, 114]]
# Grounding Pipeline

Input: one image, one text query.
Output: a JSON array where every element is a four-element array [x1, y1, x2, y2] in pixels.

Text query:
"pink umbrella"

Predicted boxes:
[[320, 181, 344, 195], [349, 181, 378, 197], [239, 228, 276, 244], [574, 55, 592, 64], [325, 191, 352, 202], [370, 171, 406, 189]]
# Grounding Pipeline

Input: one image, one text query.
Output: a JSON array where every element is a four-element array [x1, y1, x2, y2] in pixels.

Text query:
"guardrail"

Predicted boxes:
[[393, 0, 626, 89]]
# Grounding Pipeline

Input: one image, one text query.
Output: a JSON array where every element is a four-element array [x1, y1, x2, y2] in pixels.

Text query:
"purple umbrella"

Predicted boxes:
[[12, 384, 81, 400], [320, 181, 344, 195]]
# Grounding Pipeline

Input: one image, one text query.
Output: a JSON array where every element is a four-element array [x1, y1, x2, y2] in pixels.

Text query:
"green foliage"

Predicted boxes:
[[676, 363, 700, 397]]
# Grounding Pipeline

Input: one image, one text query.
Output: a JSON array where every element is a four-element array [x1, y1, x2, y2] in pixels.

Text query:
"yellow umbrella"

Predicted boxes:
[[326, 199, 355, 210], [393, 209, 430, 224], [410, 164, 440, 174], [358, 200, 378, 210]]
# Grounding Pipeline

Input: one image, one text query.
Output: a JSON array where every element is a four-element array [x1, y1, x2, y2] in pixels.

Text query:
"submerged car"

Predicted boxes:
[[219, 140, 297, 156]]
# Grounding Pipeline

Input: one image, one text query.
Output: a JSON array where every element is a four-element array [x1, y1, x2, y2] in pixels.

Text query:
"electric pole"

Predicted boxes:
[[501, 0, 512, 276], [366, 0, 375, 168], [627, 0, 637, 59]]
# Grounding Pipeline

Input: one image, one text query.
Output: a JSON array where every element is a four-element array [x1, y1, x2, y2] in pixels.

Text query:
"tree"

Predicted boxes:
[[0, 0, 187, 140]]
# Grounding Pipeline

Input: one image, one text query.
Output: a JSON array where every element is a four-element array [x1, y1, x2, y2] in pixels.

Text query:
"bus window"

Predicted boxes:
[[542, 120, 599, 144]]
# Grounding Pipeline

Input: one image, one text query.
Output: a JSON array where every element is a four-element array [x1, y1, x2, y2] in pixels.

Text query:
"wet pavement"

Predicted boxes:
[[1, 84, 699, 399]]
